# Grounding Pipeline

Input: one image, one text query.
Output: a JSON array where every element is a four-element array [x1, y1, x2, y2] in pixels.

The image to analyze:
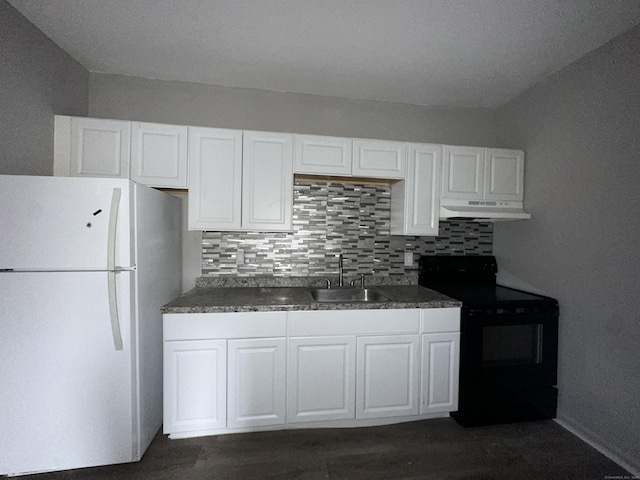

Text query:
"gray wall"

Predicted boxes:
[[89, 73, 496, 147], [0, 0, 88, 176], [494, 24, 640, 472]]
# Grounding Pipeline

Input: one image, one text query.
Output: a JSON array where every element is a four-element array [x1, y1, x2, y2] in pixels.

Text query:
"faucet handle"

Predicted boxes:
[[320, 278, 332, 289], [350, 275, 366, 288]]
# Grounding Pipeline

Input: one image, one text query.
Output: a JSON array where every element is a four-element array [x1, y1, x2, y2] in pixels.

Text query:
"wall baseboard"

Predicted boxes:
[[555, 416, 639, 478]]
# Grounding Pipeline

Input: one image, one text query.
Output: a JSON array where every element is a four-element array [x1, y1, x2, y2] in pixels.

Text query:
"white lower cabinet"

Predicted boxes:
[[163, 339, 227, 434], [287, 336, 356, 423], [163, 307, 460, 438], [421, 332, 460, 414], [356, 335, 420, 420], [227, 338, 286, 428]]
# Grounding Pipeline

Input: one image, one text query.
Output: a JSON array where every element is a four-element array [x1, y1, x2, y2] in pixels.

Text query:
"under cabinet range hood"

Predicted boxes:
[[440, 199, 531, 221]]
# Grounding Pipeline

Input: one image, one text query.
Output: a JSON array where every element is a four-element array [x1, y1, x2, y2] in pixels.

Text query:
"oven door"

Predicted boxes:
[[460, 305, 558, 391]]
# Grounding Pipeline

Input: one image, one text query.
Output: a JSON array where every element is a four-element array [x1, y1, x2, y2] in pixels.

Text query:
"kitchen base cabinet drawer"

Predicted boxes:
[[164, 312, 287, 341], [421, 308, 460, 333], [288, 309, 420, 336]]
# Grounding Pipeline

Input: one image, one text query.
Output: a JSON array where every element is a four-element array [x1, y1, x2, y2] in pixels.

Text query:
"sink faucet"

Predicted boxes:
[[338, 253, 344, 287]]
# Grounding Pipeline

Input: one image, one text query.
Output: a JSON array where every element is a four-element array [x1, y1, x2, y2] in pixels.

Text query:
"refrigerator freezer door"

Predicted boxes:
[[0, 175, 132, 270], [0, 271, 136, 476]]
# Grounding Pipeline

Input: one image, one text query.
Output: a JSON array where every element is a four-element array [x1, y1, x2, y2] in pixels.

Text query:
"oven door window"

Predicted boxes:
[[482, 324, 543, 367]]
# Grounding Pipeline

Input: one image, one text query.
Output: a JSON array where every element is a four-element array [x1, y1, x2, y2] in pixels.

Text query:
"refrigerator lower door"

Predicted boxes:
[[0, 271, 137, 476]]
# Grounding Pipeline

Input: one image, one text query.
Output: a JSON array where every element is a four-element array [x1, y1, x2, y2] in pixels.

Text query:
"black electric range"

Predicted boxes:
[[419, 255, 559, 427]]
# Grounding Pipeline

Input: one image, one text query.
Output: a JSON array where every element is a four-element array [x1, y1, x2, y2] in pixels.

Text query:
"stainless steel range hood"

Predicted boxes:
[[440, 199, 531, 221]]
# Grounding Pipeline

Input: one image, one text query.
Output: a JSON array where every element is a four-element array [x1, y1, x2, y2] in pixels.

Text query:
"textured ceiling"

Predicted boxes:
[[8, 0, 640, 108]]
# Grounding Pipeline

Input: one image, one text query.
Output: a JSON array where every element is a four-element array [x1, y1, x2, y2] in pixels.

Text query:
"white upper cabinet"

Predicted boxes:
[[293, 134, 352, 176], [55, 116, 187, 188], [441, 146, 484, 200], [57, 116, 131, 178], [242, 131, 294, 231], [131, 122, 188, 188], [390, 143, 442, 236], [442, 146, 524, 202], [352, 139, 407, 179], [188, 130, 293, 232], [484, 148, 524, 201], [188, 127, 243, 231]]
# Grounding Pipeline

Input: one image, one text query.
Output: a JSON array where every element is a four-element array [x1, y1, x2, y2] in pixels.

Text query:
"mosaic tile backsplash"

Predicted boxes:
[[202, 181, 493, 277]]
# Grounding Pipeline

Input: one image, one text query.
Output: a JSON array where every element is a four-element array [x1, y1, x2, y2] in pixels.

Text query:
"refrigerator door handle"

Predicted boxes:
[[107, 188, 124, 351], [108, 271, 124, 351], [107, 188, 121, 271]]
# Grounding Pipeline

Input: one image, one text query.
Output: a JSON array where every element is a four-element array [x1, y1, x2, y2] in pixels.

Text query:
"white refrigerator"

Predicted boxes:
[[0, 175, 182, 476]]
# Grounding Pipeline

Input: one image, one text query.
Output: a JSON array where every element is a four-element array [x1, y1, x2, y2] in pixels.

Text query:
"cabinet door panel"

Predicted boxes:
[[442, 146, 484, 200], [287, 336, 356, 423], [70, 118, 130, 178], [356, 335, 420, 419], [242, 131, 293, 231], [484, 149, 524, 201], [391, 143, 441, 236], [421, 333, 460, 414], [294, 134, 352, 176], [188, 127, 242, 230], [352, 139, 406, 178], [227, 338, 286, 428], [131, 122, 188, 187], [163, 340, 226, 433]]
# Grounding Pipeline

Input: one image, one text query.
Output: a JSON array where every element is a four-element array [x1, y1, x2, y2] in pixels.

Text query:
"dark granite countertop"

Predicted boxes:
[[162, 283, 461, 314]]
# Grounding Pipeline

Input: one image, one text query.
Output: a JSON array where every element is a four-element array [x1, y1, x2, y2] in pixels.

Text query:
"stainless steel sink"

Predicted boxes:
[[308, 287, 392, 303]]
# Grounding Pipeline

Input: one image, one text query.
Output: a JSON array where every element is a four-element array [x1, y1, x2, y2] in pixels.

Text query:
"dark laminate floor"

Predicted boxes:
[[21, 419, 631, 480]]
